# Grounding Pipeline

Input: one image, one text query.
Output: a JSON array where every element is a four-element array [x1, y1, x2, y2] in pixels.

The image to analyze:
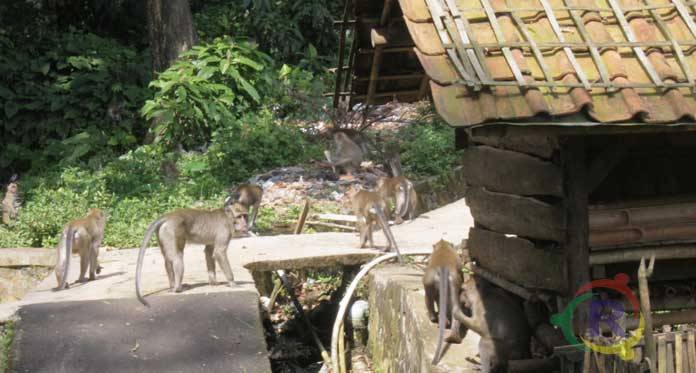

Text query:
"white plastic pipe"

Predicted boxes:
[[330, 250, 432, 373]]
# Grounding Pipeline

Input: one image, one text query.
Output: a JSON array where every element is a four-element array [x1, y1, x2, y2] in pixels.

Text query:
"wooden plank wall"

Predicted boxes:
[[465, 131, 569, 293]]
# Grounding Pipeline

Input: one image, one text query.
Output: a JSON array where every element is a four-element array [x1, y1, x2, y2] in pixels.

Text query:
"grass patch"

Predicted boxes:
[[0, 321, 15, 373]]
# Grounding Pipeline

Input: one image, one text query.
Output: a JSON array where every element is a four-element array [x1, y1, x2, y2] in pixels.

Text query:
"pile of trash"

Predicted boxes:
[[247, 164, 388, 209]]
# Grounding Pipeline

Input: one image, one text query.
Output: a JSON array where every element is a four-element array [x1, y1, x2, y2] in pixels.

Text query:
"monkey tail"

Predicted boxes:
[[136, 218, 164, 307], [432, 267, 449, 365], [373, 203, 404, 264], [57, 227, 74, 290], [395, 180, 412, 219]]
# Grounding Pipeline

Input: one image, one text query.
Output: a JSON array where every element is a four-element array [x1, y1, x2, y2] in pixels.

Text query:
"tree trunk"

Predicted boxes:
[[146, 0, 197, 73]]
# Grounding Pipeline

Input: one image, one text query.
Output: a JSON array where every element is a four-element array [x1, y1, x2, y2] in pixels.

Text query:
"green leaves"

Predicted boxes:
[[143, 37, 273, 149], [0, 29, 151, 168]]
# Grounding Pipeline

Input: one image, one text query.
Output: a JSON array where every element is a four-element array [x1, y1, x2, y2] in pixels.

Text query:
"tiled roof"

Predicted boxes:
[[397, 0, 696, 126]]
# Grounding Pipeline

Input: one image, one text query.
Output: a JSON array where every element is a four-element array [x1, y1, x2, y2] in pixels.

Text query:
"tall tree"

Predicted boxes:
[[146, 0, 197, 73]]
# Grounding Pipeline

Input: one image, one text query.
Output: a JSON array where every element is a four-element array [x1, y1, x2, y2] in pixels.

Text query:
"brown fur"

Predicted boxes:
[[376, 176, 418, 223], [423, 239, 465, 364], [2, 182, 18, 225], [325, 132, 363, 176], [230, 184, 262, 229], [54, 208, 107, 290], [453, 266, 531, 372], [135, 203, 249, 306], [347, 187, 403, 262]]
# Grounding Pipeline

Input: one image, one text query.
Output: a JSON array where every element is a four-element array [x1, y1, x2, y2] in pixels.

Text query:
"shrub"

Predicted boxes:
[[142, 37, 274, 149], [192, 0, 340, 65], [396, 113, 463, 178], [207, 110, 324, 184], [0, 29, 150, 170]]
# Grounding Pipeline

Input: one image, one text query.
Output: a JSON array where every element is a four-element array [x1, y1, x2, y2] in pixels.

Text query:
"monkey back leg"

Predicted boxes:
[[424, 283, 438, 323], [445, 279, 464, 344], [213, 242, 235, 285], [172, 241, 185, 292], [77, 248, 89, 283], [164, 260, 175, 290], [88, 245, 99, 281], [204, 245, 216, 285]]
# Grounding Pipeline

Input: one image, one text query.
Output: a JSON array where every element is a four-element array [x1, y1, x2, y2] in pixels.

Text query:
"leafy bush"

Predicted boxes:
[[269, 64, 330, 122], [0, 28, 150, 170], [207, 110, 324, 183], [192, 0, 340, 64], [396, 114, 463, 178], [0, 109, 322, 248], [142, 37, 274, 149]]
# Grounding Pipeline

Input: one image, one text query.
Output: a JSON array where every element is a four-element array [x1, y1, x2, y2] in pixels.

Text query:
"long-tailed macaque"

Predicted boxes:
[[325, 131, 364, 177], [347, 186, 403, 263], [423, 239, 465, 364], [230, 184, 262, 229], [2, 175, 19, 225], [135, 201, 249, 306], [54, 208, 107, 290], [376, 176, 418, 223], [453, 266, 531, 372]]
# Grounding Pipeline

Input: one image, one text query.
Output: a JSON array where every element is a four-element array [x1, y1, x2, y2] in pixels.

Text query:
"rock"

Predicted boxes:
[[0, 248, 55, 267]]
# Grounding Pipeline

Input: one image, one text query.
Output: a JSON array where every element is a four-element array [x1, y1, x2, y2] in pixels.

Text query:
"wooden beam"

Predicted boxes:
[[379, 0, 393, 26], [354, 73, 425, 82], [561, 137, 591, 334], [358, 46, 414, 54], [417, 75, 430, 99], [466, 187, 565, 241], [366, 28, 387, 105], [468, 227, 567, 292], [462, 145, 563, 197]]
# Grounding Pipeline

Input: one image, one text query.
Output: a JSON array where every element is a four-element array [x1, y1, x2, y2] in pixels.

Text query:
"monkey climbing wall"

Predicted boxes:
[[336, 0, 696, 335]]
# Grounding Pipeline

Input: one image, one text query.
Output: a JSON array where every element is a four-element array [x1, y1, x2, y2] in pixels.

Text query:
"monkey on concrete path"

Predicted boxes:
[[135, 201, 249, 306], [377, 176, 418, 223], [54, 208, 107, 290], [347, 186, 403, 263]]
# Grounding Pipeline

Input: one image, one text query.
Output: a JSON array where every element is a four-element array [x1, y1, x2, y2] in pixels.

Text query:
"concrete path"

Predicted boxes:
[[2, 197, 473, 372], [1, 198, 472, 319], [11, 292, 269, 373]]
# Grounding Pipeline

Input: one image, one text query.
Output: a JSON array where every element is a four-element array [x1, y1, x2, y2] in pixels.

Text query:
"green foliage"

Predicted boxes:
[[207, 110, 324, 184], [270, 64, 330, 122], [0, 321, 14, 373], [192, 0, 340, 64], [0, 108, 321, 248], [0, 28, 150, 170], [396, 115, 463, 178], [142, 37, 274, 148]]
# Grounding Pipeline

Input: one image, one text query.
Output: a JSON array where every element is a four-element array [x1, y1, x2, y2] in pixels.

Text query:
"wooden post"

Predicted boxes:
[[294, 200, 311, 235], [334, 0, 351, 108], [562, 136, 591, 334], [639, 256, 657, 372]]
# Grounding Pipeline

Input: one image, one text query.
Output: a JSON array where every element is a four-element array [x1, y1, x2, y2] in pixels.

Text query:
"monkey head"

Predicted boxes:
[[224, 201, 249, 234], [6, 182, 17, 194]]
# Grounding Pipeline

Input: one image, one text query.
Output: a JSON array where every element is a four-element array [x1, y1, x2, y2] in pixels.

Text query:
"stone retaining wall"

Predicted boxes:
[[367, 265, 479, 373]]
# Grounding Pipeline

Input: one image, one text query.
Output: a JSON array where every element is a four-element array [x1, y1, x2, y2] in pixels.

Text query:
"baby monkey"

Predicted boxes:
[[423, 239, 465, 364], [347, 186, 403, 263], [54, 208, 107, 290]]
